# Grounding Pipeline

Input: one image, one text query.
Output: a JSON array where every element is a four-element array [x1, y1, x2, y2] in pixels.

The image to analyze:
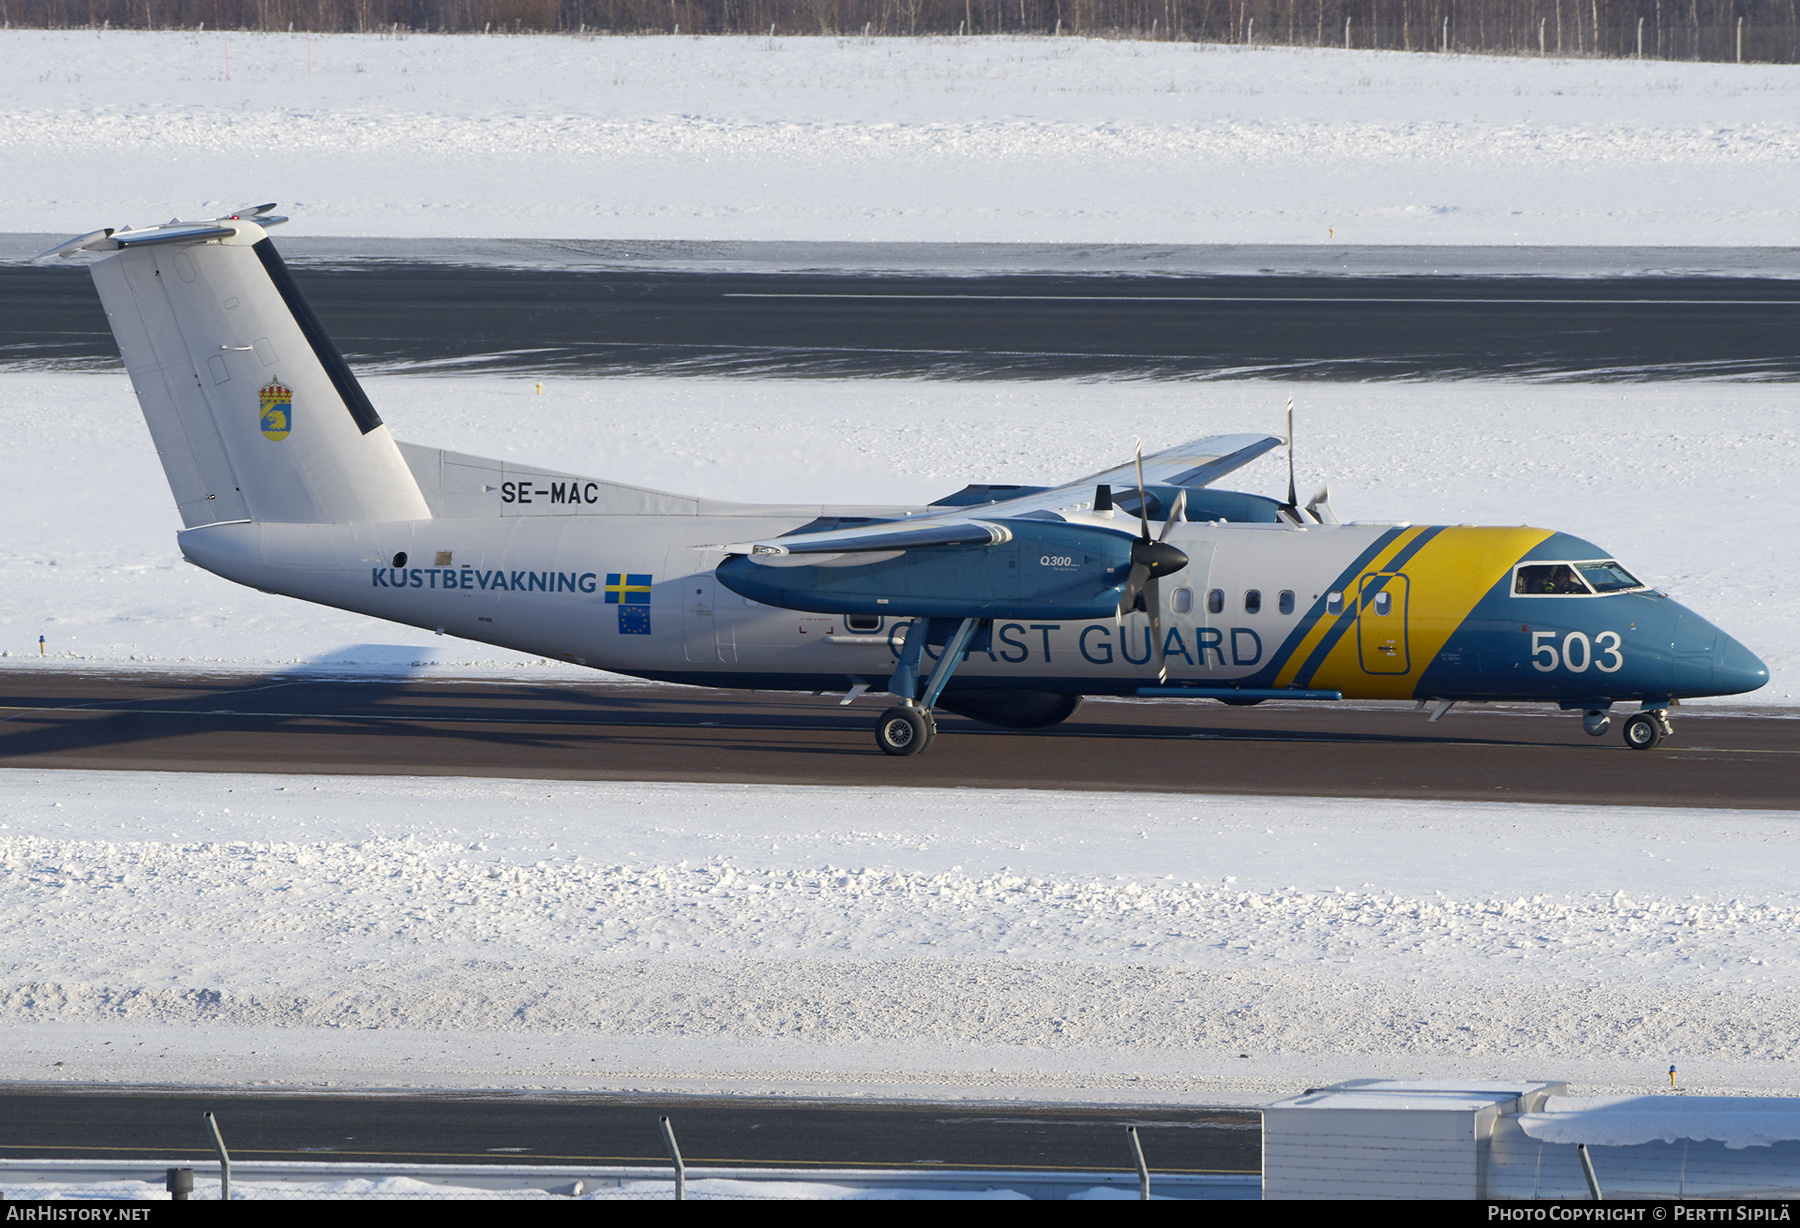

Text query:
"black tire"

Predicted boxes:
[[875, 706, 933, 757], [1622, 712, 1664, 751]]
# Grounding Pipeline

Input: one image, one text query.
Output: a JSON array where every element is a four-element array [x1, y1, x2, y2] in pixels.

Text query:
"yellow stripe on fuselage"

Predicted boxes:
[[1280, 526, 1554, 699], [1271, 525, 1429, 692]]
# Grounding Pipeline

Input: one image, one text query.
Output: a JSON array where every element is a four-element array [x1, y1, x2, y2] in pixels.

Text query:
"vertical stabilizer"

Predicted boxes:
[[79, 214, 430, 527]]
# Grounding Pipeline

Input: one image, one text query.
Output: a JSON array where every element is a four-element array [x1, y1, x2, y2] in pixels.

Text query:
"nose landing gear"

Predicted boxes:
[[1622, 709, 1673, 751]]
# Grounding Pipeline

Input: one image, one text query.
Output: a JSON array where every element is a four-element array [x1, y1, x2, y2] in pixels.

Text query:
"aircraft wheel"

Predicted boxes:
[[1621, 712, 1665, 751], [1582, 709, 1612, 737], [875, 706, 934, 757]]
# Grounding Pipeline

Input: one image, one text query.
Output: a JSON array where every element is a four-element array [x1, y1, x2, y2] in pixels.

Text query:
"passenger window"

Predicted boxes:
[[1171, 587, 1194, 614], [1326, 591, 1344, 616], [1372, 590, 1391, 617], [1207, 589, 1224, 615], [1278, 590, 1295, 615], [1244, 590, 1262, 614], [845, 614, 882, 633]]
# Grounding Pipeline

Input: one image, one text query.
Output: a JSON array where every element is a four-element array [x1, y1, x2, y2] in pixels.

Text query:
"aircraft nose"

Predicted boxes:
[[1715, 633, 1770, 696]]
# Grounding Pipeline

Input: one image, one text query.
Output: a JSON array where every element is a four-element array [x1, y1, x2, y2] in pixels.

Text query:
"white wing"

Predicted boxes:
[[718, 432, 1281, 557]]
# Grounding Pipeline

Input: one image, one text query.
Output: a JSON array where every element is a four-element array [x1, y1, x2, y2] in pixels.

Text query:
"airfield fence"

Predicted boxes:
[[0, 1112, 1250, 1200], [3, 0, 1798, 66]]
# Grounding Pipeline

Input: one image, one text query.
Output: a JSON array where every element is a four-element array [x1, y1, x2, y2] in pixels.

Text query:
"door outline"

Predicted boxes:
[[1356, 571, 1411, 675]]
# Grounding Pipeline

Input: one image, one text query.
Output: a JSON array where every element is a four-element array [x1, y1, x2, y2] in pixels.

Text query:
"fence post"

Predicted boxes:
[[660, 1115, 686, 1201], [1737, 15, 1744, 62], [1126, 1126, 1151, 1200], [203, 1111, 230, 1202], [1577, 1142, 1603, 1199]]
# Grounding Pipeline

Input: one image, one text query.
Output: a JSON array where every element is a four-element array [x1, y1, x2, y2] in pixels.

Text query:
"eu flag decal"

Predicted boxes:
[[606, 573, 653, 635]]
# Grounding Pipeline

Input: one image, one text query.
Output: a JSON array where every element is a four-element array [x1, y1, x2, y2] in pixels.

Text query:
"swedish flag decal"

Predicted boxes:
[[606, 573, 653, 635]]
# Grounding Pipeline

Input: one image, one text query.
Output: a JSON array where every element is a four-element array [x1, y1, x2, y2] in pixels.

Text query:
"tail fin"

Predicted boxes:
[[65, 211, 430, 527]]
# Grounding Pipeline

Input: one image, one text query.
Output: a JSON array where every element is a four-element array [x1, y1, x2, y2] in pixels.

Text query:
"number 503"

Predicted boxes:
[[1532, 630, 1624, 673]]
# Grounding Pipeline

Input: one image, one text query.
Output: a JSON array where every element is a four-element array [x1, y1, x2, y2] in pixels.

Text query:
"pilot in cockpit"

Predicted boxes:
[[1515, 563, 1588, 595]]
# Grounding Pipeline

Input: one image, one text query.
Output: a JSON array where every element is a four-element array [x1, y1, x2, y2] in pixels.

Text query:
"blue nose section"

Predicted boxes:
[[1716, 634, 1770, 696]]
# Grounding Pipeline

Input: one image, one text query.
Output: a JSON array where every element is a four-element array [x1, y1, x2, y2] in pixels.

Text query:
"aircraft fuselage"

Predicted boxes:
[[177, 503, 1766, 710]]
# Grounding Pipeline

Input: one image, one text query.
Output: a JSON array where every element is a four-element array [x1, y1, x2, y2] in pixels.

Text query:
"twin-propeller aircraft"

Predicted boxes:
[[44, 209, 1769, 755]]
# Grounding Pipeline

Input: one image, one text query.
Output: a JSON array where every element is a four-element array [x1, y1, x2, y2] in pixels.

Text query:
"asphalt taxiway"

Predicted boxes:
[[1, 672, 1792, 808], [10, 247, 1800, 379]]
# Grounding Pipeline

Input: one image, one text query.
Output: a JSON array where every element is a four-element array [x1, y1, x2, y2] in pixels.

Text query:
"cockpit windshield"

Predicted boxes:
[[1513, 560, 1644, 596], [1575, 561, 1644, 593]]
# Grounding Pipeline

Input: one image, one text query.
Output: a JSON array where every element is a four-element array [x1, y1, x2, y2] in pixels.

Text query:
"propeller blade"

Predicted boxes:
[[1286, 397, 1298, 512], [1133, 439, 1152, 543], [1116, 480, 1190, 631], [1117, 561, 1150, 626], [1158, 489, 1187, 543], [1307, 481, 1337, 525], [1145, 575, 1167, 682]]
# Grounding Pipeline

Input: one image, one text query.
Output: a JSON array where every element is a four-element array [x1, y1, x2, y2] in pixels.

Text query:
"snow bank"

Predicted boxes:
[[1522, 1095, 1800, 1149], [6, 30, 1800, 243], [5, 770, 1800, 1101], [0, 1173, 1048, 1200]]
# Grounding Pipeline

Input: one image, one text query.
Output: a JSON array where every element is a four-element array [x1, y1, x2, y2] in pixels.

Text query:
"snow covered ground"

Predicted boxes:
[[4, 769, 1800, 1105], [5, 29, 1800, 245], [0, 370, 1792, 702]]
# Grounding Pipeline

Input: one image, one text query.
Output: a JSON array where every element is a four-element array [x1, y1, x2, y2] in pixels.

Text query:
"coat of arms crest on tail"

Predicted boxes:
[[259, 378, 293, 441]]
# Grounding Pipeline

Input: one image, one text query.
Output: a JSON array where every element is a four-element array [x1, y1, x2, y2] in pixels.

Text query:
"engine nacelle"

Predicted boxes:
[[716, 520, 1141, 620]]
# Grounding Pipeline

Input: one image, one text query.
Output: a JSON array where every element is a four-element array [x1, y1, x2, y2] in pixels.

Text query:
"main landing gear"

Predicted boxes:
[[872, 616, 982, 758], [875, 704, 937, 756]]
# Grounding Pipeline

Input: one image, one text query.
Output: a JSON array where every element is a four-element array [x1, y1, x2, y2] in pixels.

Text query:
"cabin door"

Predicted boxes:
[[1356, 571, 1411, 675]]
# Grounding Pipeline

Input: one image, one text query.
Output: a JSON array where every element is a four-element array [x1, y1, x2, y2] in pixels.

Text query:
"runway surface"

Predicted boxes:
[[0, 1089, 1258, 1175], [1, 672, 1792, 808], [9, 256, 1800, 379]]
